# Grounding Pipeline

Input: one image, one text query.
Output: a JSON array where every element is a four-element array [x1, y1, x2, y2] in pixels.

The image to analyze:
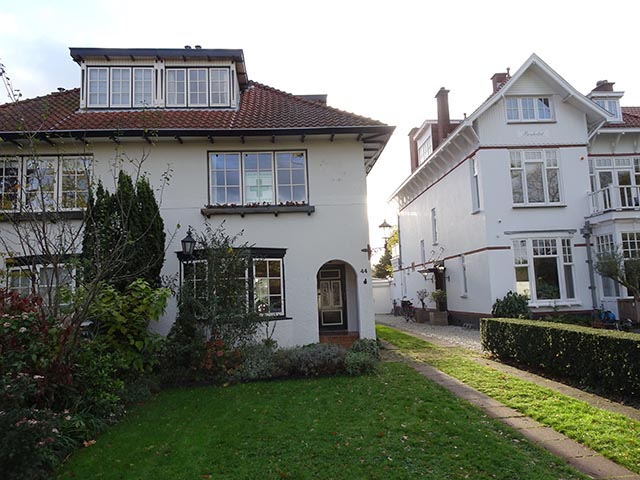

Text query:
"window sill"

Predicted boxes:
[[201, 205, 315, 218], [0, 210, 85, 222], [512, 204, 566, 209], [529, 300, 581, 308], [506, 120, 557, 125], [263, 316, 292, 321]]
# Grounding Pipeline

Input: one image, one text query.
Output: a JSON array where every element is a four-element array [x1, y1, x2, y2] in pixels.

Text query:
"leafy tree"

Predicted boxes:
[[596, 250, 640, 301]]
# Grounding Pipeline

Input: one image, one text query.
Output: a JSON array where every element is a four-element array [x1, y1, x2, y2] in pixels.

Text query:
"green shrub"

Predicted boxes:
[[481, 317, 640, 397], [344, 351, 378, 375], [283, 343, 348, 377], [350, 338, 380, 360], [233, 342, 286, 382], [491, 291, 530, 319]]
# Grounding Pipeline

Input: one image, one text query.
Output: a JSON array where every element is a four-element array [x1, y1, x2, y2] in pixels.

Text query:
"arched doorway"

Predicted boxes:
[[317, 260, 360, 346]]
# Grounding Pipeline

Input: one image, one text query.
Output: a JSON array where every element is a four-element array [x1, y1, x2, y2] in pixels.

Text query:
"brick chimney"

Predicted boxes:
[[434, 87, 450, 150], [592, 80, 615, 92], [409, 127, 419, 173], [491, 72, 510, 93]]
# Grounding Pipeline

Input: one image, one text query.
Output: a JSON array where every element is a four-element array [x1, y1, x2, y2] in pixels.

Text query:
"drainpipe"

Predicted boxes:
[[580, 221, 598, 317]]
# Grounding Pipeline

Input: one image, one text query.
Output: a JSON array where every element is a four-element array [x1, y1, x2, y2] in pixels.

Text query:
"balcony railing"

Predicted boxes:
[[589, 185, 640, 215]]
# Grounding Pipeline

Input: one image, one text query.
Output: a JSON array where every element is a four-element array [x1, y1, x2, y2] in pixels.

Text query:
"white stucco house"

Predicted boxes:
[[391, 53, 640, 325], [0, 47, 394, 346]]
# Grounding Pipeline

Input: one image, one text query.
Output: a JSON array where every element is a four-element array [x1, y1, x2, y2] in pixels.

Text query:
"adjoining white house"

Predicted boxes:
[[0, 46, 394, 346], [390, 53, 640, 326]]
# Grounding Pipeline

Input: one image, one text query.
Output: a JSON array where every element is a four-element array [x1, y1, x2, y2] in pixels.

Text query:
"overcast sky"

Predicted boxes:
[[2, 0, 639, 255]]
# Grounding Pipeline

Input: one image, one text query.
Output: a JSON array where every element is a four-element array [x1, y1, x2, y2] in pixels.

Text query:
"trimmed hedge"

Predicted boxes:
[[481, 317, 640, 397]]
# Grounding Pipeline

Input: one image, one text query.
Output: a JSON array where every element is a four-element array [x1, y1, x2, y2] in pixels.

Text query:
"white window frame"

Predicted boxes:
[[133, 67, 153, 107], [512, 237, 577, 305], [87, 67, 109, 108], [208, 151, 308, 206], [253, 258, 284, 316], [166, 69, 187, 107], [110, 67, 132, 108], [505, 96, 554, 122], [418, 136, 432, 164], [0, 155, 92, 213], [595, 99, 622, 121], [596, 234, 621, 298], [188, 68, 208, 107], [209, 67, 230, 107], [510, 150, 561, 206], [8, 263, 75, 302]]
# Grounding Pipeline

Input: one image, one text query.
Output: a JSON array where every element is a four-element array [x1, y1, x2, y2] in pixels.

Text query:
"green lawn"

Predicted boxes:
[[377, 324, 640, 473], [57, 363, 585, 480]]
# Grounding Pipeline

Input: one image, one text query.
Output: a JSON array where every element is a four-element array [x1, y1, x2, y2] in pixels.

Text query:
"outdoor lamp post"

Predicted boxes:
[[378, 219, 392, 247], [181, 228, 196, 257]]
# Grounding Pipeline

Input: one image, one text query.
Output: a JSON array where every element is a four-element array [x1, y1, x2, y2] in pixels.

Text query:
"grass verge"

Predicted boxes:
[[57, 362, 585, 480], [377, 324, 640, 473]]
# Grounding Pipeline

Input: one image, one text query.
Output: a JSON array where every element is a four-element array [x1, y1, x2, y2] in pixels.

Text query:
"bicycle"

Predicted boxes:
[[401, 299, 416, 322], [596, 305, 634, 332]]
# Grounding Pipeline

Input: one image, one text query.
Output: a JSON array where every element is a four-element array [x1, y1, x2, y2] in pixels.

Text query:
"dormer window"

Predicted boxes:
[[133, 68, 153, 107], [505, 96, 554, 122], [110, 68, 131, 107], [594, 99, 621, 121], [87, 68, 108, 107], [167, 69, 186, 107], [188, 69, 208, 106]]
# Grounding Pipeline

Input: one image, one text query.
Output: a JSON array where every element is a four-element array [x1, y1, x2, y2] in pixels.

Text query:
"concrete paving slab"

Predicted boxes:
[[482, 405, 524, 419], [565, 455, 638, 479]]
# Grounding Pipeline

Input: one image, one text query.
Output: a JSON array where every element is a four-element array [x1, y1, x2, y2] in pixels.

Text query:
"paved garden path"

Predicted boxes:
[[376, 314, 640, 479]]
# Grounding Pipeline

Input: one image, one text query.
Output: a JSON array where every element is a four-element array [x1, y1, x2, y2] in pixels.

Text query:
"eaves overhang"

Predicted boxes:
[[0, 124, 394, 174]]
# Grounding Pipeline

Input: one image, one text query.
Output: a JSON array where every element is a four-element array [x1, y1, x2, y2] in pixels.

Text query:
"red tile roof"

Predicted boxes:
[[0, 82, 390, 136], [603, 107, 640, 128]]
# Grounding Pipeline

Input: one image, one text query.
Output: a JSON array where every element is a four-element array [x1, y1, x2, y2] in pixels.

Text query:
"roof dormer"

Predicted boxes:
[[70, 47, 247, 111], [588, 80, 624, 123]]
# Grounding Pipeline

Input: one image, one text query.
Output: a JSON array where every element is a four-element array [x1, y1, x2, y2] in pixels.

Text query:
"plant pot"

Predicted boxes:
[[429, 311, 449, 326], [415, 309, 429, 323]]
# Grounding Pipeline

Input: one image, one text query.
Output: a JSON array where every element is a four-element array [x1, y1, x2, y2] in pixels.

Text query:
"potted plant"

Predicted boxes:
[[429, 289, 448, 325]]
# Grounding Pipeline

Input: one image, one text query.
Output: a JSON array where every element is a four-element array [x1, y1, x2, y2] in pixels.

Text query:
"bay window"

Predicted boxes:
[[596, 234, 621, 297], [510, 150, 560, 205], [8, 262, 75, 302], [209, 151, 308, 206], [512, 238, 576, 302]]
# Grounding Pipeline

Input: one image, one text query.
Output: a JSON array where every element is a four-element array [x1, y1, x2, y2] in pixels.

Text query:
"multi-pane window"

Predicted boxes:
[[621, 232, 640, 258], [133, 68, 153, 107], [276, 152, 306, 202], [166, 69, 186, 107], [210, 153, 241, 205], [87, 68, 108, 107], [210, 68, 230, 106], [181, 254, 286, 316], [8, 264, 74, 302], [505, 96, 553, 122], [208, 151, 308, 206], [183, 260, 209, 300], [110, 68, 131, 107], [418, 136, 433, 164], [253, 259, 283, 315], [244, 153, 274, 204], [595, 99, 621, 120], [25, 158, 57, 211], [510, 150, 560, 205], [0, 158, 19, 210], [188, 69, 208, 106], [596, 234, 621, 297], [0, 156, 92, 212], [61, 157, 91, 209], [512, 238, 575, 301]]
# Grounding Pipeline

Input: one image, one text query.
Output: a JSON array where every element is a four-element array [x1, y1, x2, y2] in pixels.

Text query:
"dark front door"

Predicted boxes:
[[318, 265, 347, 331]]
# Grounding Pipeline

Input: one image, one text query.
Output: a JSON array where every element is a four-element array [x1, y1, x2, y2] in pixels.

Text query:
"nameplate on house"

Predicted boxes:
[[518, 130, 548, 138]]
